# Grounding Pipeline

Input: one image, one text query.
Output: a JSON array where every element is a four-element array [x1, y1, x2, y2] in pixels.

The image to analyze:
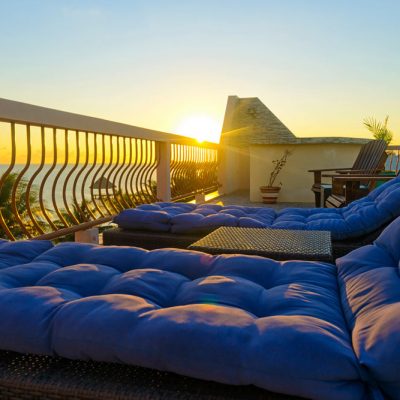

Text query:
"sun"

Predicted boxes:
[[174, 115, 221, 143]]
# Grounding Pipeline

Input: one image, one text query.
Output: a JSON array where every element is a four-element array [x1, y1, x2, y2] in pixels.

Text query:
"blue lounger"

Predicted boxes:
[[112, 174, 400, 243], [337, 217, 400, 400], [3, 218, 400, 398]]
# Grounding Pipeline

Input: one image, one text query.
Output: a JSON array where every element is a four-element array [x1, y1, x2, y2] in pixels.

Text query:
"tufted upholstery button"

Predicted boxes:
[[174, 275, 265, 317], [103, 269, 189, 307], [37, 264, 120, 297], [219, 208, 247, 218], [191, 208, 217, 216]]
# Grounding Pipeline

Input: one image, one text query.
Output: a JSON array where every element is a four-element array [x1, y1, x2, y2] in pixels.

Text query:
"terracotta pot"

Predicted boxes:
[[259, 186, 281, 204]]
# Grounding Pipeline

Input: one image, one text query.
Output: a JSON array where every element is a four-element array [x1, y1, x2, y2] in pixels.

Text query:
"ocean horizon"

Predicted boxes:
[[0, 164, 152, 210]]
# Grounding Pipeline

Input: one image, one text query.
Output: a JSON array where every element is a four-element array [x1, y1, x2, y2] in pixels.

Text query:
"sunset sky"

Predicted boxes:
[[0, 0, 399, 143]]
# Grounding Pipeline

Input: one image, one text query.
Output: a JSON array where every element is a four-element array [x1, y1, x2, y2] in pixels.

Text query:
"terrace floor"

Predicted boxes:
[[204, 190, 314, 210]]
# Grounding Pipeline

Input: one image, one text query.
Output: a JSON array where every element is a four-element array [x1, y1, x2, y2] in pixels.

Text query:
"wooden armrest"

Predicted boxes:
[[321, 173, 360, 178], [332, 175, 396, 182], [335, 169, 364, 174], [322, 170, 386, 178], [335, 168, 383, 174], [308, 167, 351, 173]]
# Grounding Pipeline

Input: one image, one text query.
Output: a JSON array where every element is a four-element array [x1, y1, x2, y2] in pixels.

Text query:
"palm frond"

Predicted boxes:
[[363, 115, 393, 144]]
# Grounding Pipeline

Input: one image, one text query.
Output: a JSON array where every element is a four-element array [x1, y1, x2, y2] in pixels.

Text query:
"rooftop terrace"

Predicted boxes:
[[0, 96, 398, 242], [1, 98, 400, 400]]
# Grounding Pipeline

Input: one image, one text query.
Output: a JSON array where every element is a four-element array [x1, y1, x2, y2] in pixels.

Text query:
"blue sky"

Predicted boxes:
[[0, 0, 399, 142]]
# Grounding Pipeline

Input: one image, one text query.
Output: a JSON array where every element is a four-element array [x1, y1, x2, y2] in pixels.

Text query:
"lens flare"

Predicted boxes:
[[174, 115, 221, 143]]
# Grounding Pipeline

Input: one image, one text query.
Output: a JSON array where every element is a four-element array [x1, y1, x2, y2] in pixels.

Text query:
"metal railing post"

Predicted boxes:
[[156, 142, 171, 201], [75, 228, 99, 244]]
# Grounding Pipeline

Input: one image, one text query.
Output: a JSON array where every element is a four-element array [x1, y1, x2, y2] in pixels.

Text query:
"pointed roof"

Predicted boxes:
[[220, 95, 371, 147], [221, 96, 296, 146]]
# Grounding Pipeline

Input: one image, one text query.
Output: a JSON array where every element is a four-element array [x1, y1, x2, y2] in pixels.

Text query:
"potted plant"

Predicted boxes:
[[260, 150, 292, 204]]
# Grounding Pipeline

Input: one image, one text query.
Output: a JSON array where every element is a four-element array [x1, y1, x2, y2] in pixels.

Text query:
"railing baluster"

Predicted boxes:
[[73, 131, 90, 222], [11, 124, 33, 237], [178, 144, 185, 195], [25, 126, 47, 234], [97, 135, 113, 215], [129, 138, 141, 206], [52, 129, 69, 227], [62, 130, 80, 225], [184, 145, 192, 194], [103, 135, 119, 214], [171, 143, 179, 198], [116, 137, 130, 209], [91, 134, 109, 216], [141, 140, 152, 203], [142, 140, 154, 202], [135, 139, 147, 205], [178, 144, 187, 197], [170, 144, 177, 198], [84, 133, 100, 219], [147, 141, 160, 202], [0, 123, 16, 240], [125, 138, 137, 207], [108, 136, 123, 211], [120, 138, 133, 207], [141, 140, 151, 202], [39, 128, 58, 230]]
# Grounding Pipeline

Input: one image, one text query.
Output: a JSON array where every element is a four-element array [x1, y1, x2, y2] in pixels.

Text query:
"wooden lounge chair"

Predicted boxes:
[[309, 139, 387, 207], [325, 173, 398, 208]]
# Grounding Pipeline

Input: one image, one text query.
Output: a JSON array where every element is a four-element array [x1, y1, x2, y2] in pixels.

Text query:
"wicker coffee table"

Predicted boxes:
[[188, 227, 332, 262]]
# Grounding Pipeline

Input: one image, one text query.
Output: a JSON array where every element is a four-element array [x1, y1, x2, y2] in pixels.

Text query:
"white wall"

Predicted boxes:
[[250, 143, 363, 203], [218, 145, 250, 193]]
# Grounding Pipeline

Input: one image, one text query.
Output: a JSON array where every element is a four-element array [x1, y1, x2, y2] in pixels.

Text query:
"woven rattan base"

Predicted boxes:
[[0, 351, 305, 400], [189, 227, 333, 262], [102, 225, 387, 261], [103, 228, 203, 250]]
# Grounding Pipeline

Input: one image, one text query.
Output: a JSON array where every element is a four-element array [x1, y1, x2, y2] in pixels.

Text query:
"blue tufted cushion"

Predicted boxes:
[[0, 242, 367, 399], [337, 216, 400, 399], [0, 239, 53, 270], [114, 175, 400, 240], [154, 202, 197, 212], [171, 212, 238, 233], [114, 209, 171, 231]]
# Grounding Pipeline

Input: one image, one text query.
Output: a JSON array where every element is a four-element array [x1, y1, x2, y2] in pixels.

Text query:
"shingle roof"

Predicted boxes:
[[221, 96, 370, 146], [221, 97, 296, 146]]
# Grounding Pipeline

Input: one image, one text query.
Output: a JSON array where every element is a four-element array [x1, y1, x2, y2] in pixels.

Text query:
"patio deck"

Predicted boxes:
[[205, 190, 314, 210]]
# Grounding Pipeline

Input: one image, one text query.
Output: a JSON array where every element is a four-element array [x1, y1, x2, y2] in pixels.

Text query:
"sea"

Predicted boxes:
[[0, 164, 153, 210]]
